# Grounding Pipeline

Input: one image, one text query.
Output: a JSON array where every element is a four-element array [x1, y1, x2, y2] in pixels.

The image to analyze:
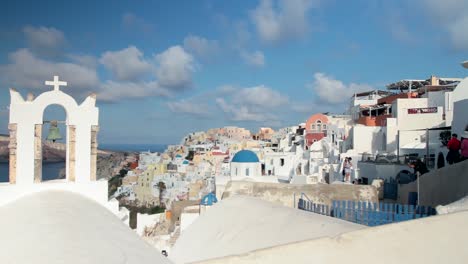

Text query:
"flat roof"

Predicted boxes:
[[386, 78, 462, 91], [353, 90, 394, 98]]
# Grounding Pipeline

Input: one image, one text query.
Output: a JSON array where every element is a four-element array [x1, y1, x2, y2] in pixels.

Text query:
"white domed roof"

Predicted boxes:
[[0, 191, 171, 264]]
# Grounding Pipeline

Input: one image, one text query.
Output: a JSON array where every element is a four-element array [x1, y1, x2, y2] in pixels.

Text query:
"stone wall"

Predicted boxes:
[[398, 159, 468, 206], [222, 181, 378, 208], [68, 125, 76, 182], [34, 124, 42, 183], [90, 125, 99, 181]]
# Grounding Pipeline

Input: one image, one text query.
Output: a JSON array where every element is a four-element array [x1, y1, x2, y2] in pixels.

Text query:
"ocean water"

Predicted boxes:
[[99, 143, 167, 153], [0, 162, 65, 183]]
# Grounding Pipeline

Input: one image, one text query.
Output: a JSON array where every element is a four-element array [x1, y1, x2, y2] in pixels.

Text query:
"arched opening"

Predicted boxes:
[[40, 104, 68, 182], [316, 120, 322, 131]]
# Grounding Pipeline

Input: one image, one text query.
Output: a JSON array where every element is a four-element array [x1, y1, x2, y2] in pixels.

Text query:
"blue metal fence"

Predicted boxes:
[[383, 179, 398, 200], [298, 198, 436, 226]]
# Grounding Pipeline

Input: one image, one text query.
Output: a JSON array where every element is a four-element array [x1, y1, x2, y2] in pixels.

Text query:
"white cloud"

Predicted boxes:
[[250, 0, 318, 43], [155, 46, 196, 89], [446, 15, 468, 50], [100, 46, 152, 81], [386, 11, 415, 45], [0, 49, 99, 90], [215, 98, 274, 122], [167, 99, 210, 117], [214, 85, 287, 122], [309, 73, 373, 104], [234, 85, 288, 108], [240, 50, 265, 67], [68, 54, 98, 69], [419, 0, 468, 50], [183, 35, 220, 60], [122, 13, 155, 34], [291, 102, 317, 113], [1, 28, 199, 103], [98, 81, 169, 102], [23, 26, 66, 57]]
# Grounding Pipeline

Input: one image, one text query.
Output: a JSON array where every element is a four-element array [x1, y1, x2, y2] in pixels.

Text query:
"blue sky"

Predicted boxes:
[[0, 0, 467, 144]]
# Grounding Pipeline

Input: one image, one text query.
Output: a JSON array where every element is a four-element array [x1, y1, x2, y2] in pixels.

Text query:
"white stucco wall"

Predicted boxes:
[[358, 162, 410, 182], [180, 212, 200, 232], [351, 126, 384, 154], [9, 89, 98, 184], [452, 77, 468, 136], [230, 162, 261, 178], [393, 98, 444, 130], [1, 86, 118, 216], [136, 213, 162, 236]]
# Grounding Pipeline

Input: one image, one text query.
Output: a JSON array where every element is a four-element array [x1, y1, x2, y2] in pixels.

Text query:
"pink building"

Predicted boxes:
[[305, 113, 329, 147]]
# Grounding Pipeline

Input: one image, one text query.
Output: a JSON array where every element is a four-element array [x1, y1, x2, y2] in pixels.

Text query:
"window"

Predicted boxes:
[[235, 168, 238, 176], [323, 124, 327, 130], [270, 159, 273, 165], [311, 124, 316, 130], [246, 168, 250, 176], [280, 158, 285, 166]]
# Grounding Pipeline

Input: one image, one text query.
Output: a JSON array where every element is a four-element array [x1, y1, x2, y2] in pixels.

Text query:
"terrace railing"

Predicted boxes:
[[298, 195, 436, 226]]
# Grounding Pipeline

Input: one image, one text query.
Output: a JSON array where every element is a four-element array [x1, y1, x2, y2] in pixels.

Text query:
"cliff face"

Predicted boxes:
[[96, 153, 130, 180], [0, 135, 133, 180]]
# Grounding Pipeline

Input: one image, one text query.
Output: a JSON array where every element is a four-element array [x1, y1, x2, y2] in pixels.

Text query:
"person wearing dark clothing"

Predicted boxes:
[[409, 159, 429, 176], [446, 134, 461, 164]]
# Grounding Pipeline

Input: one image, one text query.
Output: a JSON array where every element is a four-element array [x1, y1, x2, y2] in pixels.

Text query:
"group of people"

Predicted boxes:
[[446, 132, 468, 164], [342, 157, 353, 183]]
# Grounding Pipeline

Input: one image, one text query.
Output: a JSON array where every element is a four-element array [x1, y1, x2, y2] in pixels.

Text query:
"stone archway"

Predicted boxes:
[[8, 76, 99, 185]]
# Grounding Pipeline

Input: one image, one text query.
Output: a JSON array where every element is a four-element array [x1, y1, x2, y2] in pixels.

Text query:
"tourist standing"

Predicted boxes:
[[460, 131, 468, 161], [446, 133, 461, 164], [344, 157, 353, 183]]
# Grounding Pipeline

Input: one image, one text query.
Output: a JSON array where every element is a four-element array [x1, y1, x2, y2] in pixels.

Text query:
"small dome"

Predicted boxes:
[[200, 193, 218, 206], [175, 154, 182, 158], [231, 150, 259, 163], [183, 160, 189, 165]]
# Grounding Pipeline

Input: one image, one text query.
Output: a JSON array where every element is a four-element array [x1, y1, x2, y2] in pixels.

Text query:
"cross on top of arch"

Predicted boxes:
[[45, 75, 67, 91]]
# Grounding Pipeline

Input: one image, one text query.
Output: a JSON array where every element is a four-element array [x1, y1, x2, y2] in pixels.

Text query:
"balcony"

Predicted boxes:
[[357, 115, 391, 126]]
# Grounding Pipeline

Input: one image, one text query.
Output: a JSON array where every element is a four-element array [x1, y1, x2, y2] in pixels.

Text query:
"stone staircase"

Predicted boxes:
[[169, 221, 181, 247]]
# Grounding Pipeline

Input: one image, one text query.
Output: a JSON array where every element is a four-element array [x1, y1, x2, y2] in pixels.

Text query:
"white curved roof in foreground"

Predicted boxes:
[[170, 196, 364, 264], [0, 191, 171, 264]]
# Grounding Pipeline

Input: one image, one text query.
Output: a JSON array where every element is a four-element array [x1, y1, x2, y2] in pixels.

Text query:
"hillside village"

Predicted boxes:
[[108, 74, 468, 255], [4, 1, 468, 262], [0, 67, 467, 263]]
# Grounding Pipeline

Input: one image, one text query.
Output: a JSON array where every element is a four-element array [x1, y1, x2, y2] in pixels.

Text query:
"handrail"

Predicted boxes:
[[300, 192, 312, 202]]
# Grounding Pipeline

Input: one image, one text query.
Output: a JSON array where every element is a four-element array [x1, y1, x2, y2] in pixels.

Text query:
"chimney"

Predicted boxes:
[[430, 75, 439, 86]]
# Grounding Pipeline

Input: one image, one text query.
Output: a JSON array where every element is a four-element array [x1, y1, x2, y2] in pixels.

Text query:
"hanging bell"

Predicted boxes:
[[46, 120, 62, 143]]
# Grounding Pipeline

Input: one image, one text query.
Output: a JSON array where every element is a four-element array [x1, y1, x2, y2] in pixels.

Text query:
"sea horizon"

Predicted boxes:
[[99, 143, 168, 153]]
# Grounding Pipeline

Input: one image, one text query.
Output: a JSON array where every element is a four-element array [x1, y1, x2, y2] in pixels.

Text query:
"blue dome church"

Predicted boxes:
[[230, 150, 262, 178]]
